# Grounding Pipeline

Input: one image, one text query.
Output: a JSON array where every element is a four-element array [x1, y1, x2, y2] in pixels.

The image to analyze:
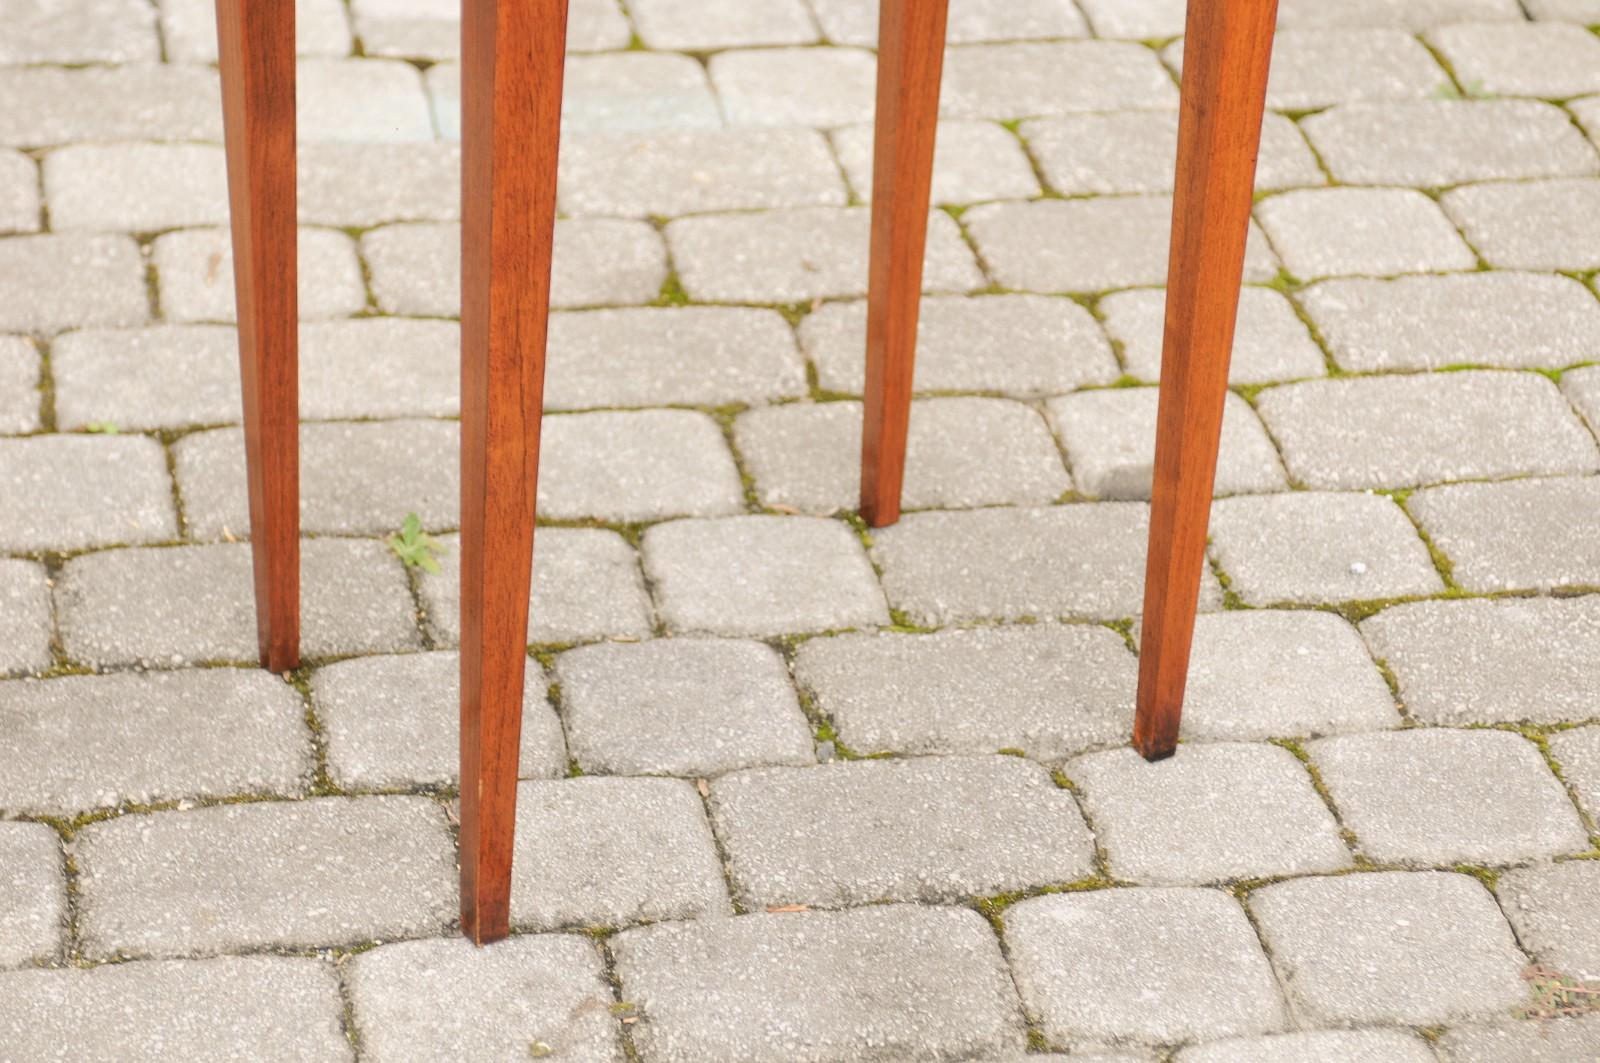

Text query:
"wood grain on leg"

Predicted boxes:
[[1134, 0, 1278, 761], [859, 0, 949, 528], [459, 0, 569, 946], [215, 0, 299, 672]]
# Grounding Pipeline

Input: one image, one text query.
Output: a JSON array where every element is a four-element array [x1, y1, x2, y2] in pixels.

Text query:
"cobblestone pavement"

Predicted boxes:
[[3, 0, 1600, 1059]]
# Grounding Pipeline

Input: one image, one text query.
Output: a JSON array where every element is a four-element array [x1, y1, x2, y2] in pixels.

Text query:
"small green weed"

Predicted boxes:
[[1520, 964, 1600, 1019], [84, 421, 120, 434], [386, 512, 447, 574]]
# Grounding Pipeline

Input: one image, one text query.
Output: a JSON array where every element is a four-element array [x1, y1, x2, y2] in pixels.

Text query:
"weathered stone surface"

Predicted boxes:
[[0, 233, 147, 332], [155, 227, 365, 323], [0, 669, 310, 816], [1178, 1030, 1438, 1063], [1256, 187, 1476, 278], [1430, 22, 1600, 99], [312, 651, 565, 790], [710, 47, 876, 129], [1310, 729, 1588, 865], [44, 143, 227, 232], [0, 150, 39, 235], [1067, 743, 1351, 885], [611, 906, 1026, 1063], [1567, 365, 1600, 437], [75, 796, 456, 958], [558, 52, 723, 134], [628, 0, 818, 49], [348, 935, 623, 1063], [298, 141, 458, 227], [162, 0, 351, 60], [555, 638, 814, 776], [940, 41, 1178, 120], [1074, 0, 1186, 36], [812, 0, 1088, 44], [832, 120, 1041, 204], [642, 516, 888, 637], [1249, 871, 1531, 1026], [0, 821, 62, 969], [52, 326, 237, 431], [302, 318, 460, 419], [1104, 286, 1327, 386], [709, 756, 1094, 907], [1255, 371, 1599, 490], [1442, 179, 1600, 271], [0, 65, 220, 147], [793, 623, 1137, 759], [1005, 888, 1287, 1045], [0, 434, 175, 553], [1408, 477, 1600, 592], [1436, 1016, 1600, 1063], [1207, 492, 1445, 605], [1498, 861, 1600, 982], [296, 58, 434, 143], [509, 777, 732, 930], [0, 337, 38, 434], [1167, 28, 1445, 110], [1275, 0, 1522, 28], [1550, 725, 1600, 822], [0, 560, 51, 676], [0, 0, 158, 63], [1362, 596, 1600, 727]]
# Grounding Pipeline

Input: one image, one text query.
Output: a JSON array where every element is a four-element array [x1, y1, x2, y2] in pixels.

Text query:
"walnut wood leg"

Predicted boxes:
[[859, 0, 950, 528], [458, 0, 569, 946], [1134, 0, 1278, 761], [215, 0, 299, 672]]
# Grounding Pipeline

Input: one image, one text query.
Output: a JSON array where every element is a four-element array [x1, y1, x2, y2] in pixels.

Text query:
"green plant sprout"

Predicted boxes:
[[386, 512, 447, 574]]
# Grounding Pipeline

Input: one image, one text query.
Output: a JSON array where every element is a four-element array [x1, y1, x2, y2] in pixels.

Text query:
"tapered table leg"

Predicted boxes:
[[859, 0, 949, 528], [1134, 0, 1278, 761], [458, 0, 569, 945], [215, 0, 299, 672]]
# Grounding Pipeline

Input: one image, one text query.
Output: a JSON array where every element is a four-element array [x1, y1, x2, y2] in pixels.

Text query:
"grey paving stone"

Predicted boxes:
[[1300, 273, 1600, 372], [52, 325, 239, 431], [0, 669, 310, 817], [1567, 365, 1600, 437], [510, 777, 732, 930], [1075, 0, 1186, 37], [155, 227, 365, 323], [611, 906, 1025, 1063], [1408, 477, 1600, 592], [1256, 187, 1477, 279], [362, 219, 669, 313], [1498, 861, 1600, 982], [161, 0, 352, 60], [1431, 22, 1600, 99], [1527, 0, 1600, 16], [1046, 388, 1287, 500], [0, 434, 175, 553], [1249, 871, 1530, 1026], [0, 232, 147, 333], [1068, 744, 1351, 885], [812, 0, 1088, 44], [629, 0, 818, 49], [642, 515, 888, 637], [348, 935, 623, 1063], [1104, 287, 1328, 386], [419, 527, 654, 647], [0, 956, 349, 1062], [1168, 29, 1445, 111], [0, 336, 39, 434], [801, 294, 1119, 397], [872, 503, 1223, 625], [1443, 179, 1600, 271], [940, 41, 1178, 120], [57, 539, 423, 667], [1006, 888, 1287, 1045], [0, 150, 40, 234], [1022, 111, 1323, 196], [1177, 1030, 1438, 1063], [710, 756, 1094, 907], [1436, 1015, 1600, 1063], [298, 141, 459, 227], [1309, 728, 1588, 865], [312, 650, 565, 791], [1362, 596, 1600, 727], [537, 409, 746, 522], [43, 143, 227, 233], [1303, 101, 1600, 185], [0, 65, 221, 148], [558, 128, 846, 217], [1275, 0, 1523, 28], [967, 197, 1278, 293], [735, 398, 1070, 513], [668, 207, 981, 302], [793, 623, 1138, 759], [1256, 371, 1600, 490], [832, 120, 1041, 205], [297, 58, 434, 143], [301, 317, 460, 419], [1550, 725, 1600, 822], [0, 560, 51, 676], [0, 0, 158, 63], [710, 46, 875, 129], [1173, 610, 1402, 741], [0, 821, 62, 969], [75, 795, 455, 958], [556, 638, 813, 777], [176, 420, 459, 539], [1207, 491, 1445, 606], [546, 307, 807, 410]]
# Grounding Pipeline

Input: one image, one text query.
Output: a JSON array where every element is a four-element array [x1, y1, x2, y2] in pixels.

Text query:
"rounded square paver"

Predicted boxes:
[[1176, 1029, 1438, 1063], [554, 638, 814, 777], [0, 435, 176, 553], [1103, 287, 1326, 387], [709, 47, 876, 129], [1406, 476, 1600, 593], [831, 119, 1041, 205], [1249, 871, 1531, 1027], [1497, 861, 1600, 983], [1066, 743, 1352, 885], [0, 821, 63, 969], [1429, 22, 1600, 99], [1308, 729, 1589, 866], [1004, 887, 1288, 1046], [1441, 179, 1600, 271], [0, 559, 52, 676], [1255, 187, 1476, 279], [1550, 724, 1600, 822], [1436, 1015, 1600, 1062]]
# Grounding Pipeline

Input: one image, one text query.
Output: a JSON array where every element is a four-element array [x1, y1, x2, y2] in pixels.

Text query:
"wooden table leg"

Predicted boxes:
[[1134, 0, 1278, 761], [215, 0, 299, 673], [459, 0, 569, 946], [859, 0, 949, 528]]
